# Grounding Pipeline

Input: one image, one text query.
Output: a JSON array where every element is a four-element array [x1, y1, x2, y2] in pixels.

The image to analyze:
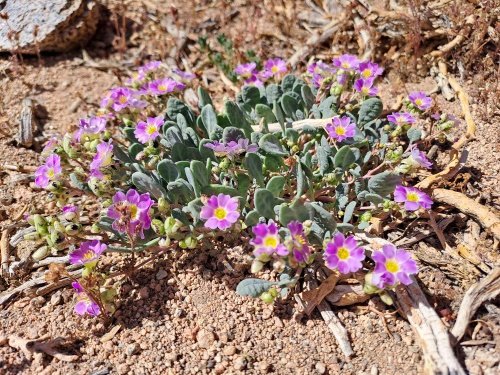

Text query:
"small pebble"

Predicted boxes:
[[173, 308, 183, 318], [197, 329, 215, 349], [371, 365, 379, 375], [262, 309, 272, 320], [393, 333, 401, 343], [233, 356, 247, 371], [156, 269, 168, 280], [50, 292, 62, 306], [116, 364, 129, 375], [223, 345, 236, 356], [125, 343, 140, 356], [315, 362, 326, 374], [0, 336, 7, 346], [139, 287, 150, 299]]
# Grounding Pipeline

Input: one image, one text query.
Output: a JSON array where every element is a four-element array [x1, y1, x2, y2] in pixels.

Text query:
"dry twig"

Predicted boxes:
[[8, 334, 78, 362], [451, 267, 500, 343], [416, 149, 467, 189]]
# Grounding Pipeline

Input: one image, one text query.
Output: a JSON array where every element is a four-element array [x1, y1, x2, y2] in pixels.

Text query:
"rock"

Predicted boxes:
[[173, 308, 183, 318], [197, 329, 215, 349], [27, 328, 39, 340], [156, 269, 168, 280], [315, 362, 326, 374], [233, 356, 247, 371], [392, 333, 401, 343], [371, 365, 379, 375], [0, 335, 7, 346], [223, 345, 236, 356], [0, 0, 100, 53], [125, 343, 140, 356], [117, 364, 129, 375], [50, 292, 62, 306], [139, 287, 150, 299], [262, 309, 272, 320], [273, 316, 284, 328], [103, 341, 114, 352], [30, 296, 45, 308]]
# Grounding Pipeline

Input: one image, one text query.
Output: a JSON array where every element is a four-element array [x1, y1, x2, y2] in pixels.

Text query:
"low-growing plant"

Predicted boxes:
[[27, 53, 458, 319]]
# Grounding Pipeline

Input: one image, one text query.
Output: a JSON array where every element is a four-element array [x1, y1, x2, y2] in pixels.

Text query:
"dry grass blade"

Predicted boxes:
[[416, 149, 467, 189], [451, 267, 500, 343], [299, 270, 343, 315], [8, 335, 78, 362], [1, 227, 13, 277]]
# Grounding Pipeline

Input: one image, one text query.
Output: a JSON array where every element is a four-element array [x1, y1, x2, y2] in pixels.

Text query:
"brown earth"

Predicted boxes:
[[1, 1, 499, 374]]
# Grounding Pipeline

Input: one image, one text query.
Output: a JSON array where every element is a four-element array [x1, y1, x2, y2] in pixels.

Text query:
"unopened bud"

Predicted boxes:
[[32, 246, 50, 261], [50, 230, 65, 245], [158, 237, 171, 247], [158, 198, 170, 214], [151, 219, 165, 235], [65, 223, 82, 236], [251, 260, 264, 274], [273, 258, 286, 273], [24, 232, 41, 241], [46, 180, 63, 192], [379, 291, 394, 305], [362, 273, 380, 294], [260, 291, 275, 304], [91, 223, 101, 233]]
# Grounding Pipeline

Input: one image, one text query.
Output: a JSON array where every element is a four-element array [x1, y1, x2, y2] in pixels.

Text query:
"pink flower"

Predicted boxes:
[[90, 140, 113, 170], [126, 70, 146, 85], [134, 116, 164, 143], [333, 54, 360, 70], [372, 244, 418, 289], [203, 139, 258, 159], [287, 221, 311, 264], [354, 77, 378, 96], [35, 154, 62, 188], [387, 112, 415, 125], [244, 72, 263, 86], [74, 116, 107, 142], [69, 240, 106, 268], [308, 61, 335, 75], [200, 193, 240, 230], [41, 135, 62, 157], [408, 92, 432, 111], [312, 73, 332, 88], [326, 116, 356, 142], [138, 60, 162, 72], [107, 189, 154, 239], [234, 62, 257, 79], [323, 233, 365, 274], [264, 58, 287, 76], [393, 185, 433, 211], [173, 67, 196, 81], [109, 87, 133, 111], [149, 78, 177, 95], [357, 61, 384, 78], [72, 282, 100, 316], [250, 222, 288, 259], [409, 145, 432, 169]]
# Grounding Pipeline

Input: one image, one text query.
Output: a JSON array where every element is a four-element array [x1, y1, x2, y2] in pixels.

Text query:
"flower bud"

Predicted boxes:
[[63, 134, 80, 158], [146, 155, 159, 168], [362, 273, 380, 294], [269, 288, 278, 298], [251, 260, 264, 274], [273, 258, 286, 273], [151, 219, 166, 235], [46, 180, 63, 192], [103, 130, 112, 140], [291, 145, 300, 153], [91, 223, 101, 233], [135, 151, 147, 161], [158, 237, 171, 247], [53, 220, 65, 233], [256, 252, 271, 263], [379, 291, 394, 305], [32, 246, 50, 261], [65, 223, 82, 236], [50, 230, 65, 246], [158, 198, 170, 214], [24, 232, 41, 241], [184, 235, 198, 249], [260, 291, 275, 304], [122, 117, 134, 126], [359, 211, 372, 222]]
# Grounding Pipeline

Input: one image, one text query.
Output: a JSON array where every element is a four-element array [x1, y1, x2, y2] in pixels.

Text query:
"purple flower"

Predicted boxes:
[[74, 116, 107, 142], [69, 240, 107, 268], [62, 205, 79, 221], [409, 145, 432, 169], [234, 62, 257, 79], [42, 135, 62, 157], [333, 54, 360, 70], [312, 73, 332, 89], [308, 61, 335, 75], [287, 221, 311, 264], [174, 81, 186, 91], [101, 90, 114, 108], [394, 185, 433, 211], [109, 87, 134, 111], [173, 67, 196, 81], [264, 58, 287, 76], [336, 73, 347, 86], [244, 72, 263, 86], [200, 193, 240, 230], [126, 71, 146, 85], [107, 189, 154, 239], [387, 112, 416, 125], [149, 78, 177, 95], [62, 205, 78, 214], [371, 244, 418, 289], [203, 141, 227, 154], [408, 92, 432, 111], [354, 77, 378, 96], [134, 116, 164, 143], [72, 282, 100, 316], [35, 154, 62, 188], [138, 60, 162, 72], [250, 222, 288, 259], [324, 233, 365, 274], [203, 139, 258, 159], [90, 140, 113, 170], [358, 61, 384, 78], [326, 116, 356, 142]]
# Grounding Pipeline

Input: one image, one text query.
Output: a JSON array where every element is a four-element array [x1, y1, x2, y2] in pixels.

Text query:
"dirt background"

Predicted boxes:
[[1, 0, 500, 374]]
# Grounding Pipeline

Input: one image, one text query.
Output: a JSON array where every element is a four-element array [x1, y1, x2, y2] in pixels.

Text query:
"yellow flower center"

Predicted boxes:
[[132, 72, 140, 79], [362, 69, 371, 77], [129, 204, 138, 219], [146, 125, 158, 135], [337, 247, 350, 260], [271, 66, 279, 73], [406, 192, 419, 202], [158, 84, 167, 91], [342, 62, 350, 69], [83, 251, 96, 260], [415, 99, 423, 106], [362, 86, 370, 94], [47, 168, 55, 178], [118, 95, 127, 104], [335, 126, 346, 136], [397, 116, 404, 122], [214, 207, 227, 220], [294, 235, 306, 245], [385, 259, 399, 273], [264, 236, 278, 248]]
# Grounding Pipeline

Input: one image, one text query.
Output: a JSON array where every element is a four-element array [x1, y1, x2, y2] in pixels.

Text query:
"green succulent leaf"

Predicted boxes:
[[254, 188, 276, 219], [201, 104, 218, 136], [245, 152, 265, 187], [358, 97, 383, 126], [157, 159, 180, 183], [132, 172, 167, 201], [343, 201, 356, 223], [368, 171, 402, 196], [334, 145, 356, 170], [236, 278, 277, 298], [266, 176, 286, 197], [255, 104, 277, 124], [258, 133, 287, 156], [407, 128, 422, 142], [198, 86, 213, 109], [201, 184, 240, 197]]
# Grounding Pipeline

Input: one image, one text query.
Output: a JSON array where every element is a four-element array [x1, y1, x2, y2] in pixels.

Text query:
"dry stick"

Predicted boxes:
[[451, 267, 500, 343], [289, 17, 345, 68], [1, 227, 13, 278], [429, 15, 475, 57], [303, 265, 354, 358], [353, 231, 466, 375], [416, 149, 467, 189], [432, 188, 500, 243], [438, 61, 476, 150]]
